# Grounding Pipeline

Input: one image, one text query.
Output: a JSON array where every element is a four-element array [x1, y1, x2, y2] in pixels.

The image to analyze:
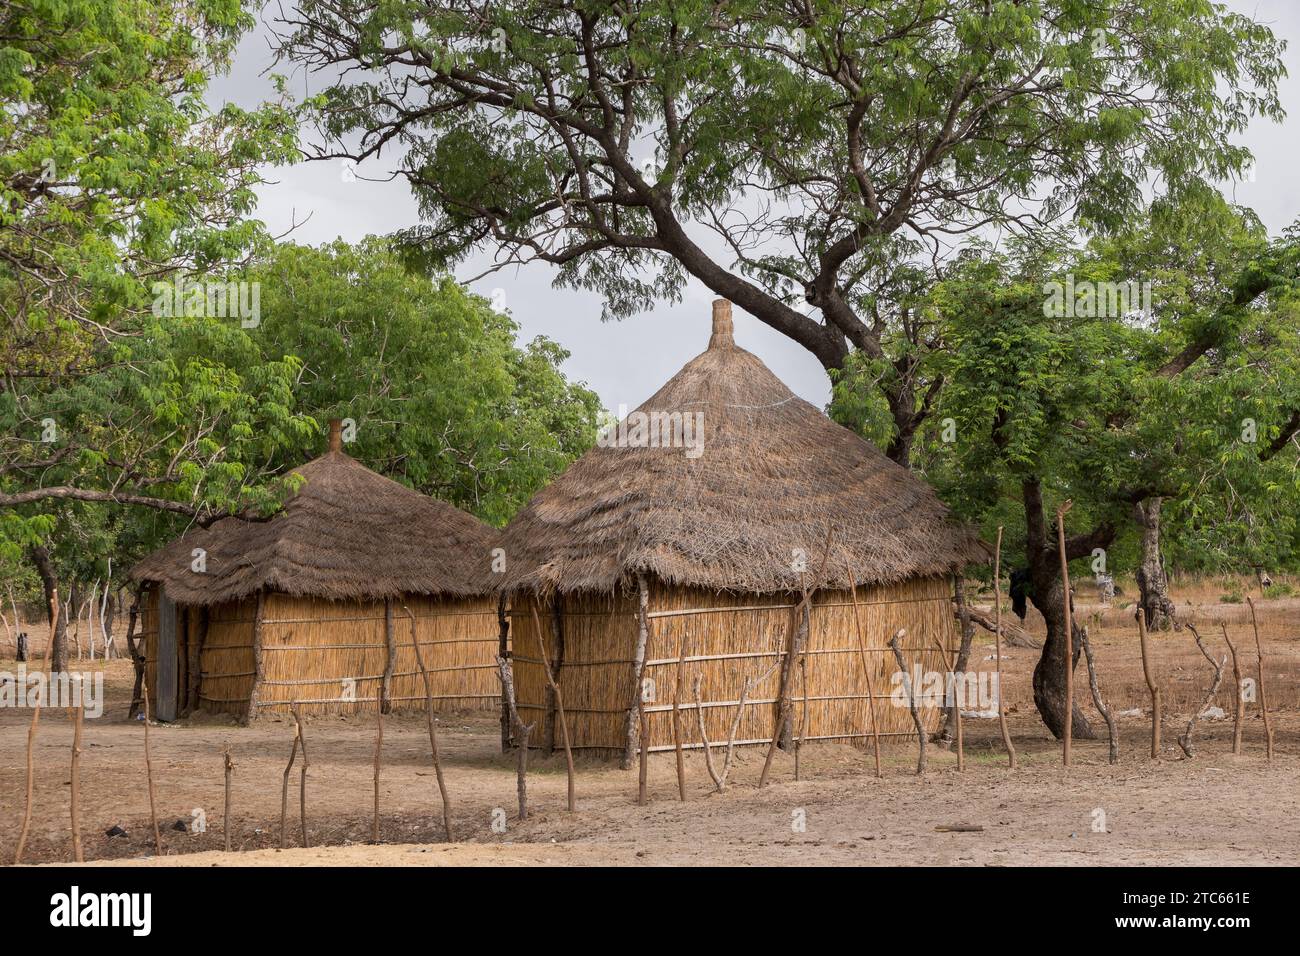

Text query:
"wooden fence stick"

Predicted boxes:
[[404, 608, 452, 840], [279, 724, 300, 848], [931, 636, 963, 771], [223, 746, 234, 852], [1179, 623, 1225, 758], [14, 589, 58, 864], [672, 629, 688, 801], [1078, 626, 1118, 764], [70, 691, 84, 862], [991, 528, 1017, 769], [531, 605, 575, 811], [1136, 611, 1162, 758], [1245, 597, 1274, 761], [889, 629, 926, 775], [1221, 624, 1244, 756], [372, 694, 384, 843], [142, 674, 162, 855], [291, 703, 309, 848], [845, 566, 884, 777], [496, 655, 535, 819], [1056, 499, 1075, 767]]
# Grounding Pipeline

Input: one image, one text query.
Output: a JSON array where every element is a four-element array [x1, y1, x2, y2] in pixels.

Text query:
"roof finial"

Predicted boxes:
[[328, 418, 343, 453], [709, 299, 734, 349]]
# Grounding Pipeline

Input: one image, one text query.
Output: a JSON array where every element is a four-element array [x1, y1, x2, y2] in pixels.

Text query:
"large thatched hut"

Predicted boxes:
[[131, 422, 502, 722], [500, 300, 985, 761]]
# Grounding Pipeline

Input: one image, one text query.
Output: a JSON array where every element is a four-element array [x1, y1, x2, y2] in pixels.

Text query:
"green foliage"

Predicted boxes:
[[244, 239, 601, 524]]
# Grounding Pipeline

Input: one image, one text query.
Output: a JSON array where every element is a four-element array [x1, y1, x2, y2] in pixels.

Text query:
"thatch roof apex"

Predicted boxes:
[[132, 443, 500, 605], [500, 300, 987, 596]]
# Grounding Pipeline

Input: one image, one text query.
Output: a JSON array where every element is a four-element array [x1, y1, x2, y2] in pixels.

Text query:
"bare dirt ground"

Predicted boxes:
[[3, 583, 1298, 867]]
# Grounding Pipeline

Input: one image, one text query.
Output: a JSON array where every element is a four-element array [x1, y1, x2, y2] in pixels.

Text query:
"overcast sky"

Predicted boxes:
[[211, 0, 1300, 413]]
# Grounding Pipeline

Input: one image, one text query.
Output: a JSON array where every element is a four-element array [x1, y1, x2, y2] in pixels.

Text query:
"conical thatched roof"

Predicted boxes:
[[500, 300, 986, 596], [133, 427, 500, 605]]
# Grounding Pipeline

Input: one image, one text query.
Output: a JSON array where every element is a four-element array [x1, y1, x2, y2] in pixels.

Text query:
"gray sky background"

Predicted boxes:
[[211, 0, 1300, 413]]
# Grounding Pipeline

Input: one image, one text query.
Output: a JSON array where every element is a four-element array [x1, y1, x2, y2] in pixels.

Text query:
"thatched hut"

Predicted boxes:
[[500, 300, 985, 761], [131, 422, 502, 722]]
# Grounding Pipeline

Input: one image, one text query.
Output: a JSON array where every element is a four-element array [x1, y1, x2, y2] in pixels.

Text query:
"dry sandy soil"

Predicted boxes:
[[3, 586, 1298, 867]]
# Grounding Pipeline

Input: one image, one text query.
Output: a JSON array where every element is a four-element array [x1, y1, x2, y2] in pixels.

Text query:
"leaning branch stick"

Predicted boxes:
[[15, 589, 58, 864], [1056, 499, 1075, 768], [844, 566, 883, 778], [1245, 597, 1274, 761], [1179, 623, 1225, 758], [1221, 625, 1244, 756], [143, 673, 162, 855], [532, 605, 575, 811], [223, 746, 234, 853], [931, 636, 963, 772], [292, 703, 310, 848], [279, 723, 300, 849], [372, 690, 384, 844], [1136, 611, 1162, 758], [991, 528, 1017, 769], [496, 655, 535, 819], [1078, 626, 1118, 764], [405, 607, 452, 840], [890, 629, 925, 775], [70, 689, 84, 862]]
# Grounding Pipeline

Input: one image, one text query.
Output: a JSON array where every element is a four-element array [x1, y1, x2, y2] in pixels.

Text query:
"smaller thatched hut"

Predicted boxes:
[[131, 422, 502, 722]]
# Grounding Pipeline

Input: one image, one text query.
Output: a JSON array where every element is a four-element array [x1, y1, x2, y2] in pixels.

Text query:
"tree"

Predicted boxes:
[[922, 213, 1299, 736], [243, 239, 601, 524], [2, 0, 300, 665], [276, 0, 1283, 465]]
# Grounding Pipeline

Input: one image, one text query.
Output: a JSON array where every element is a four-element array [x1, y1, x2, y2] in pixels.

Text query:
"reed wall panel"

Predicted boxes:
[[253, 592, 499, 716], [511, 575, 958, 757]]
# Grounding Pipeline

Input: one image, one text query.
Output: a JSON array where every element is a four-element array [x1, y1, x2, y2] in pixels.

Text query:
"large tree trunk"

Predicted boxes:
[[28, 545, 67, 671], [1024, 481, 1095, 740], [1133, 498, 1177, 630]]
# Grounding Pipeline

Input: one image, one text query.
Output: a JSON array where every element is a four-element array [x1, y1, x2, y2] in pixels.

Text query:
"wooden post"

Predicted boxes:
[[279, 724, 300, 848], [672, 628, 688, 801], [1245, 597, 1274, 761], [497, 594, 511, 753], [142, 673, 162, 855], [931, 636, 963, 771], [223, 746, 234, 852], [844, 567, 883, 777], [70, 690, 84, 862], [184, 607, 208, 717], [1136, 610, 1162, 758], [625, 575, 651, 771], [405, 607, 453, 841], [991, 528, 1017, 769], [16, 589, 59, 864], [381, 599, 396, 714], [372, 685, 384, 843], [496, 655, 534, 819], [1221, 624, 1244, 755], [125, 589, 143, 718], [1055, 500, 1075, 767], [759, 600, 808, 788], [292, 703, 309, 848], [244, 591, 266, 725], [889, 629, 926, 775], [634, 580, 651, 804], [531, 605, 575, 811], [1078, 626, 1118, 764]]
